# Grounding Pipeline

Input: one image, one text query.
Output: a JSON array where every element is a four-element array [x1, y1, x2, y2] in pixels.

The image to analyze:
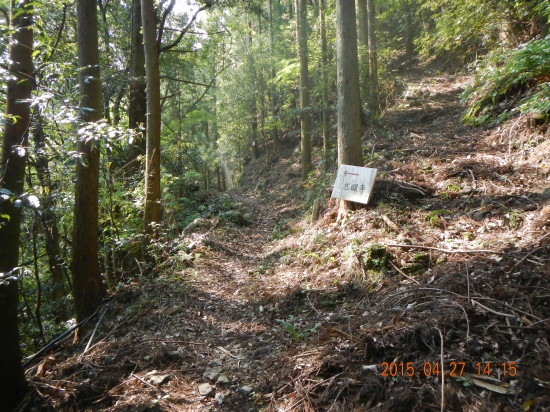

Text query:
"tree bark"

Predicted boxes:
[[404, 1, 415, 58], [336, 0, 363, 212], [141, 0, 162, 242], [296, 0, 312, 180], [320, 0, 329, 157], [0, 0, 33, 406], [367, 0, 380, 113], [71, 0, 107, 326], [128, 0, 147, 174]]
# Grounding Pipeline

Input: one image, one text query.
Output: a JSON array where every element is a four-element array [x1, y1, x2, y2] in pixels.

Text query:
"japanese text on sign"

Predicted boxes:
[[331, 165, 377, 204]]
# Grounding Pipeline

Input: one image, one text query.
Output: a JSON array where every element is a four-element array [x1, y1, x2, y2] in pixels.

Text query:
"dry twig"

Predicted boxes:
[[389, 260, 420, 284], [437, 328, 445, 412], [386, 244, 501, 254], [472, 299, 515, 318]]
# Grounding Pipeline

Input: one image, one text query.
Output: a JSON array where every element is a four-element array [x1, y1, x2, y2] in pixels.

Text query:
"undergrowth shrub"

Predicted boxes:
[[462, 36, 550, 125]]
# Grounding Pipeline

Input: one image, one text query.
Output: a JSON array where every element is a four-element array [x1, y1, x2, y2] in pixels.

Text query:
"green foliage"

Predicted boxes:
[[275, 318, 303, 340], [462, 37, 550, 125], [425, 209, 450, 224]]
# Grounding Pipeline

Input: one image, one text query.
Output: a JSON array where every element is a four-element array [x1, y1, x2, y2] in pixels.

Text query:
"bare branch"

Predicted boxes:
[[160, 75, 212, 88], [160, 1, 216, 53], [156, 0, 175, 50], [184, 63, 230, 115], [45, 4, 68, 63]]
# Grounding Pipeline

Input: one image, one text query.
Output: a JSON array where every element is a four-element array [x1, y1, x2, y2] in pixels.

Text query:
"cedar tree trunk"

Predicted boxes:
[[336, 0, 363, 212], [71, 0, 107, 326], [295, 0, 312, 179], [128, 0, 147, 174], [0, 0, 33, 407], [141, 0, 162, 241]]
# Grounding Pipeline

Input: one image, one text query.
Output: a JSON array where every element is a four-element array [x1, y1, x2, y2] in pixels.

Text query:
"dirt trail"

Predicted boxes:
[[25, 65, 550, 412]]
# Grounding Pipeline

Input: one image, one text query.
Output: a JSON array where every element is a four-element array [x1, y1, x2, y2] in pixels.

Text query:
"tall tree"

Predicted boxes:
[[356, 0, 369, 109], [128, 0, 147, 174], [71, 0, 107, 325], [141, 0, 162, 242], [267, 0, 282, 152], [319, 0, 329, 157], [367, 0, 379, 113], [246, 17, 260, 161], [33, 115, 67, 302], [0, 0, 33, 407], [295, 0, 312, 179], [336, 0, 363, 211]]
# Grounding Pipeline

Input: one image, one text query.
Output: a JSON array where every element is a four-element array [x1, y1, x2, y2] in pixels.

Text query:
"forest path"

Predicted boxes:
[[28, 64, 550, 412]]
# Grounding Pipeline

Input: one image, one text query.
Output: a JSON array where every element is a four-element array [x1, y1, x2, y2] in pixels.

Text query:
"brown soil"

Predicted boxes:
[[21, 63, 550, 412]]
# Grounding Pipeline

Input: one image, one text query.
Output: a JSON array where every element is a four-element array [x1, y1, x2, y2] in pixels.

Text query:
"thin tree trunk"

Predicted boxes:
[[357, 0, 369, 92], [538, 0, 549, 38], [32, 218, 46, 344], [296, 0, 312, 179], [247, 19, 261, 161], [405, 1, 415, 58], [71, 0, 107, 327], [141, 0, 162, 242], [336, 0, 363, 212], [0, 0, 33, 407], [113, 85, 126, 126], [33, 115, 66, 301], [320, 0, 329, 158], [268, 0, 282, 152], [367, 0, 380, 113], [128, 0, 147, 174]]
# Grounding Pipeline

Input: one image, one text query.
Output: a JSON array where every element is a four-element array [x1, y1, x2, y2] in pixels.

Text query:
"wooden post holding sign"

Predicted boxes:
[[331, 164, 377, 204]]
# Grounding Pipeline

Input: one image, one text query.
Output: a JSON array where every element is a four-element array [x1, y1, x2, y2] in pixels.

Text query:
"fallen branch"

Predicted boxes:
[[386, 244, 502, 254], [389, 260, 420, 284], [131, 373, 157, 390], [492, 324, 550, 331], [81, 306, 108, 357], [382, 214, 400, 232], [23, 302, 106, 369], [472, 299, 515, 318]]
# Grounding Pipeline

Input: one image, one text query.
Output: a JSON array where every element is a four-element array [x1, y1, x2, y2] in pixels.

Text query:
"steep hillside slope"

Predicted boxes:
[[21, 64, 550, 412]]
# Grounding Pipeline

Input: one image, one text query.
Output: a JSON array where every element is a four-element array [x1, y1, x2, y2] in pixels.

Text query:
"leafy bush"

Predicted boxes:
[[462, 36, 550, 125]]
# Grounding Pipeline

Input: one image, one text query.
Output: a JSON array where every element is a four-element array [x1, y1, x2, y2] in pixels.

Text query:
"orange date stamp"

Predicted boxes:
[[380, 361, 517, 378]]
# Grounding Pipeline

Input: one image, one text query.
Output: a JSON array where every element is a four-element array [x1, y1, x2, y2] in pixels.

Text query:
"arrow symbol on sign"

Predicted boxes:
[[344, 170, 359, 176]]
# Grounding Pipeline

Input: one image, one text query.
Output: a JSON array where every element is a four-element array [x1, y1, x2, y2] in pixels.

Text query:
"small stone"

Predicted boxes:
[[541, 188, 550, 200], [149, 374, 171, 386], [470, 210, 492, 221], [198, 383, 214, 397], [203, 366, 223, 381], [168, 351, 183, 360], [208, 359, 223, 367], [215, 392, 224, 404], [239, 385, 254, 395], [217, 374, 230, 384], [460, 186, 473, 194]]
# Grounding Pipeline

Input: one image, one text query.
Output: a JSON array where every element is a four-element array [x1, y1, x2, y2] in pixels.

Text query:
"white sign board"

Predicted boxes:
[[331, 165, 377, 204]]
